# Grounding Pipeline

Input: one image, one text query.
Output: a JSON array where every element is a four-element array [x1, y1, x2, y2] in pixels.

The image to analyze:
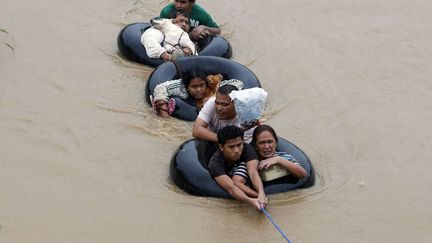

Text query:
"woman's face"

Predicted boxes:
[[255, 130, 277, 159], [187, 77, 207, 100]]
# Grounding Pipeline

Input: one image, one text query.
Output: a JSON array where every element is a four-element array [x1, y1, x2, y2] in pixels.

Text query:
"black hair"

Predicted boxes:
[[182, 70, 207, 87], [175, 0, 196, 3], [251, 124, 278, 146], [217, 84, 238, 96], [217, 125, 244, 145]]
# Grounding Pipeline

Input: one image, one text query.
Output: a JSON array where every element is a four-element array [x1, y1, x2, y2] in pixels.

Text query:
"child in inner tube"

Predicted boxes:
[[141, 10, 192, 62], [208, 125, 267, 211], [151, 71, 223, 118]]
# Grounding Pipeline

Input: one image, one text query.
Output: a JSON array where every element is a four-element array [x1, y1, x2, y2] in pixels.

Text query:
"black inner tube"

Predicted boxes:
[[117, 22, 232, 67], [170, 137, 316, 198], [145, 56, 262, 121]]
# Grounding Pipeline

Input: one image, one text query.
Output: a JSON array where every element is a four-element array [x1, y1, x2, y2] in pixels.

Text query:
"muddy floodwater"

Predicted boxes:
[[1, 0, 431, 242]]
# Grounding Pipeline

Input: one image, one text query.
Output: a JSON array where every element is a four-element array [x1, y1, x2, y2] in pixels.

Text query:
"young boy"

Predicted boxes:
[[208, 125, 267, 210]]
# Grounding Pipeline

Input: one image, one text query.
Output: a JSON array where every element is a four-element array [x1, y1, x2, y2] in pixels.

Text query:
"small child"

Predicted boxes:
[[151, 71, 222, 117]]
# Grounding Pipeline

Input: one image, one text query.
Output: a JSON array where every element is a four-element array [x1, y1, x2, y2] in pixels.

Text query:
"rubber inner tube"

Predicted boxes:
[[117, 22, 232, 67], [170, 137, 316, 198], [145, 56, 262, 121]]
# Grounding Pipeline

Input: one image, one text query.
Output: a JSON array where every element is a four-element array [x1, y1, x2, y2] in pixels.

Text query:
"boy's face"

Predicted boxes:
[[173, 14, 189, 32], [174, 0, 193, 12], [219, 137, 243, 162]]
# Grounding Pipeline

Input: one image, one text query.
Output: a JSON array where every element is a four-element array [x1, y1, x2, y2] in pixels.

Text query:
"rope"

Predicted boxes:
[[261, 207, 292, 243], [171, 58, 183, 79]]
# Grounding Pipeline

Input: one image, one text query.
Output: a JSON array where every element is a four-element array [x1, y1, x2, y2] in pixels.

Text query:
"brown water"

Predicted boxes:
[[1, 0, 432, 242]]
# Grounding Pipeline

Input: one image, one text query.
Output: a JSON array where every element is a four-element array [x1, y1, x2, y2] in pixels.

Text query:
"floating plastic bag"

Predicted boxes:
[[229, 87, 268, 129]]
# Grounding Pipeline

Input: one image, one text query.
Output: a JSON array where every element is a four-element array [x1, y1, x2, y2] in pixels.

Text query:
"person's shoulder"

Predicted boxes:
[[192, 4, 211, 14], [209, 149, 225, 166], [198, 96, 216, 121], [192, 4, 205, 10], [206, 96, 216, 103], [210, 149, 223, 160], [242, 143, 258, 161], [243, 143, 257, 154], [201, 96, 216, 109], [162, 3, 175, 10], [208, 149, 226, 177], [160, 3, 175, 16]]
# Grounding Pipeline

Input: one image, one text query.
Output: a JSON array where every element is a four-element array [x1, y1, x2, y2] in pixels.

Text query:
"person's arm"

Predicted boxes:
[[160, 51, 172, 62], [247, 159, 267, 207], [214, 175, 261, 210], [258, 157, 307, 178], [189, 25, 221, 40], [192, 118, 217, 142], [141, 28, 168, 59], [194, 25, 221, 35], [189, 5, 221, 40], [232, 176, 258, 197]]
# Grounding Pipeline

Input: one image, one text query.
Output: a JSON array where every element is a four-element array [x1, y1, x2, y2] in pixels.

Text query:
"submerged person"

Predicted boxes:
[[141, 10, 191, 62], [160, 0, 220, 41], [252, 125, 307, 178], [151, 71, 222, 117], [208, 125, 267, 210]]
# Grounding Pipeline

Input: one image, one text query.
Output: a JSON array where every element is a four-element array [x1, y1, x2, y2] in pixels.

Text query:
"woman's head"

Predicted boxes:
[[183, 70, 207, 100], [252, 124, 278, 159]]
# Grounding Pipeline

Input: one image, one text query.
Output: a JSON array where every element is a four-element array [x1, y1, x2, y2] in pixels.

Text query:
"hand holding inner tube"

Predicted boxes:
[[160, 51, 172, 62], [189, 25, 208, 41]]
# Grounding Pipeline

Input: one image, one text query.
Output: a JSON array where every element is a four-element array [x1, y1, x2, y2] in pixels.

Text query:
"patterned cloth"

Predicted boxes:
[[275, 151, 300, 165], [152, 79, 188, 102], [219, 79, 244, 91]]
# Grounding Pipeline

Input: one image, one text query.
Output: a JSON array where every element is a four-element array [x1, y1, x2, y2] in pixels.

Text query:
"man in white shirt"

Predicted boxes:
[[192, 79, 255, 143]]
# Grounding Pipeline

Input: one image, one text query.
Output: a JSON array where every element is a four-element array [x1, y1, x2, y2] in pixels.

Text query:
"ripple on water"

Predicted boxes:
[[5, 115, 81, 155]]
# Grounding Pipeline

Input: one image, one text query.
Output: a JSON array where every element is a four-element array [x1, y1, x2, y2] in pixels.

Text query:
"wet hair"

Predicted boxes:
[[174, 0, 196, 3], [217, 84, 238, 96], [251, 124, 279, 146], [217, 125, 244, 145], [183, 70, 207, 87]]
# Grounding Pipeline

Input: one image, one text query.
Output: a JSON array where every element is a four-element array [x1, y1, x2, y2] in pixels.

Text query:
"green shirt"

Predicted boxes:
[[160, 3, 219, 28]]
